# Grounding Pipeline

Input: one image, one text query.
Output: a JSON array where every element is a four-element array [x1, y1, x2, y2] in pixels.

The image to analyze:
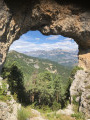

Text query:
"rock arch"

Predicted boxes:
[[0, 0, 90, 118]]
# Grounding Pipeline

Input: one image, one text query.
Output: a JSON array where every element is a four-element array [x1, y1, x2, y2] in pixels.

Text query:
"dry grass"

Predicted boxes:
[[45, 112, 75, 120]]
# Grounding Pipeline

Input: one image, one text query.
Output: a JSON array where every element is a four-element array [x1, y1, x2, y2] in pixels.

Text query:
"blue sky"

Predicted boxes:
[[10, 30, 78, 52]]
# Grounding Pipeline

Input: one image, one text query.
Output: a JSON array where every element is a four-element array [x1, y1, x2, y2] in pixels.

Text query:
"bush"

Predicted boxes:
[[52, 101, 61, 111], [72, 96, 79, 106], [13, 92, 17, 101], [17, 106, 36, 120], [70, 66, 83, 81], [0, 81, 11, 102], [71, 112, 85, 120], [17, 107, 30, 120]]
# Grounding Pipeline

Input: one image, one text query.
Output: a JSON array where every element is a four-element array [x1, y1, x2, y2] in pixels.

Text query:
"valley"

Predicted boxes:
[[24, 49, 78, 67]]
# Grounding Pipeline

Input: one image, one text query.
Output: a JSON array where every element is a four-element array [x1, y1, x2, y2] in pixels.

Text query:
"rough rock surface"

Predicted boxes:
[[0, 101, 21, 120], [70, 70, 90, 119], [30, 109, 48, 120], [57, 104, 74, 116], [0, 77, 21, 120]]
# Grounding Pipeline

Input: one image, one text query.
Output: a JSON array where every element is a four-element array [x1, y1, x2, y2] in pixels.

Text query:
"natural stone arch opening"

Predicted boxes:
[[0, 0, 90, 73], [0, 0, 90, 118]]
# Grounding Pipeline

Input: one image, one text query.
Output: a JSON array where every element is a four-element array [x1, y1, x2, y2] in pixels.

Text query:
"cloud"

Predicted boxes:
[[35, 38, 40, 40], [46, 35, 60, 40], [64, 38, 72, 41], [10, 38, 78, 52]]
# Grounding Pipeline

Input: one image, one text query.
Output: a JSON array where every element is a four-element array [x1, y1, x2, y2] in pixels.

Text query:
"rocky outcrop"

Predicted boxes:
[[0, 77, 21, 120], [70, 70, 90, 119], [0, 101, 21, 120]]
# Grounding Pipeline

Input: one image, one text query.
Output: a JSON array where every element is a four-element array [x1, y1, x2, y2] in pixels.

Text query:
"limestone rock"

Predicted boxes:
[[0, 101, 21, 120], [57, 104, 74, 116], [0, 78, 21, 120], [70, 70, 90, 119]]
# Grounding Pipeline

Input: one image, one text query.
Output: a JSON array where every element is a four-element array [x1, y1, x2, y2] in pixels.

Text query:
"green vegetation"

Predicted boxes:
[[0, 80, 11, 102], [2, 50, 71, 86], [71, 96, 85, 120], [25, 49, 78, 67], [69, 66, 83, 85], [70, 66, 83, 79], [1, 51, 85, 120], [45, 112, 75, 120], [2, 64, 70, 108], [17, 106, 35, 120], [1, 51, 72, 108]]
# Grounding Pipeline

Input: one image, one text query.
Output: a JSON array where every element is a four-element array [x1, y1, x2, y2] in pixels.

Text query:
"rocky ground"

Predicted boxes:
[[30, 109, 48, 120], [57, 104, 74, 116]]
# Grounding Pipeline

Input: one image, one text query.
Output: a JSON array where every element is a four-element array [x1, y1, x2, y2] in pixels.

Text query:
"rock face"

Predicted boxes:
[[0, 0, 90, 119], [70, 70, 90, 119], [0, 77, 21, 120]]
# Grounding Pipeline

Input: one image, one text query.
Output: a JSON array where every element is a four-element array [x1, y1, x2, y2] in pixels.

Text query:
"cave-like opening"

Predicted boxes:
[[1, 30, 78, 109], [9, 30, 78, 67]]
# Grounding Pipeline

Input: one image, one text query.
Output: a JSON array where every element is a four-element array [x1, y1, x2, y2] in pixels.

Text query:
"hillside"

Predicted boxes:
[[3, 51, 72, 87], [24, 49, 78, 67]]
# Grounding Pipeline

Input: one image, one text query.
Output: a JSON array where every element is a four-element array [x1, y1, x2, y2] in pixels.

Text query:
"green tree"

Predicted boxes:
[[35, 71, 54, 106], [54, 75, 62, 103]]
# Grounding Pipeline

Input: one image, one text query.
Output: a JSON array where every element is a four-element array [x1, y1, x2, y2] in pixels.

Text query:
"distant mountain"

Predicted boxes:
[[4, 51, 72, 88], [24, 49, 78, 67]]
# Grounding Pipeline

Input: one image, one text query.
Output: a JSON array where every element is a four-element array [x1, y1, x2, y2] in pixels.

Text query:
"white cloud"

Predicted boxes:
[[64, 38, 72, 41], [35, 38, 40, 40], [10, 38, 78, 52], [46, 35, 60, 40]]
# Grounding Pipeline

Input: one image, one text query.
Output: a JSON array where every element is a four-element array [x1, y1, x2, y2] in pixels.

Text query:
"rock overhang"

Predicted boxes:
[[0, 0, 90, 70]]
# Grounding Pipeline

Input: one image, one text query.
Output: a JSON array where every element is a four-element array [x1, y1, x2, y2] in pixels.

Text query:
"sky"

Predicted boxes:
[[10, 30, 78, 52]]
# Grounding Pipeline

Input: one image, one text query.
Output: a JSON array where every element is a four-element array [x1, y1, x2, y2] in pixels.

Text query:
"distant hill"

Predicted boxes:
[[24, 49, 78, 67], [3, 51, 72, 88]]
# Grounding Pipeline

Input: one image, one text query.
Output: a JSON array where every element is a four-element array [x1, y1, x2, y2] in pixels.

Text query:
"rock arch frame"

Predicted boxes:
[[0, 0, 90, 118]]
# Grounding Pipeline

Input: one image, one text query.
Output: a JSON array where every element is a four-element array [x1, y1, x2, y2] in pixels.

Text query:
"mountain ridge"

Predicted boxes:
[[4, 50, 72, 88], [23, 49, 78, 67]]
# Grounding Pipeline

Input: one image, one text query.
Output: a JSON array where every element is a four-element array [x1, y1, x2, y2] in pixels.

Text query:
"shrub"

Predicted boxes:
[[0, 81, 11, 102], [70, 66, 83, 81], [17, 107, 30, 120], [52, 101, 61, 111], [71, 112, 85, 120], [17, 106, 36, 120], [72, 96, 79, 106]]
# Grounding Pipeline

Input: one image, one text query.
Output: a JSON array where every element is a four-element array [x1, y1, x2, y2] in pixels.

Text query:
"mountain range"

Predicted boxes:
[[24, 49, 78, 67]]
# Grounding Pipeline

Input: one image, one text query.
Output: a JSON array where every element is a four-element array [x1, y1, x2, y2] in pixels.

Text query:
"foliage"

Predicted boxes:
[[17, 106, 34, 120], [2, 64, 29, 104], [69, 66, 83, 81], [52, 101, 61, 111], [3, 50, 72, 87], [0, 81, 11, 102], [1, 51, 72, 109], [45, 112, 75, 120], [71, 112, 85, 120]]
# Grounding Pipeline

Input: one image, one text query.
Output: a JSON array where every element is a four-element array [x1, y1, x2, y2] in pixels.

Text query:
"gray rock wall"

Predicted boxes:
[[70, 70, 90, 119]]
